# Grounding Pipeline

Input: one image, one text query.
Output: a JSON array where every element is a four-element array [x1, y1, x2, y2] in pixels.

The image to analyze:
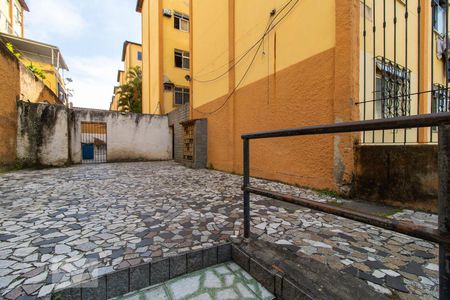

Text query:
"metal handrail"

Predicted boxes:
[[241, 112, 450, 299]]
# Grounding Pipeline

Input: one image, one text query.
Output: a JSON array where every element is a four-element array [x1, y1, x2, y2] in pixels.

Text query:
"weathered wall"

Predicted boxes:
[[19, 63, 61, 105], [0, 41, 20, 166], [0, 42, 61, 166], [353, 145, 438, 212], [16, 101, 69, 167], [168, 103, 189, 162], [70, 109, 171, 163]]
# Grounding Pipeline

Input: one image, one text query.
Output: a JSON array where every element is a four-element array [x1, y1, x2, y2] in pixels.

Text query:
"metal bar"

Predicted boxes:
[[242, 112, 450, 140], [393, 0, 397, 143], [363, 0, 367, 143], [417, 1, 421, 142], [245, 186, 450, 245], [404, 0, 409, 144], [382, 0, 386, 143], [431, 0, 436, 143], [372, 0, 376, 143], [243, 138, 250, 239], [438, 124, 450, 299]]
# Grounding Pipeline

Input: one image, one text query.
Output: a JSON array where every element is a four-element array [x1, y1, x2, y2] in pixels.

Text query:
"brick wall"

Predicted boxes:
[[168, 104, 189, 162]]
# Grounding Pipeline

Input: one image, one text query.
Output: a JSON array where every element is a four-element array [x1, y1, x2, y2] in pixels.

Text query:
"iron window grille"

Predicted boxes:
[[174, 87, 190, 105], [174, 49, 190, 69], [375, 57, 412, 119], [174, 11, 190, 32]]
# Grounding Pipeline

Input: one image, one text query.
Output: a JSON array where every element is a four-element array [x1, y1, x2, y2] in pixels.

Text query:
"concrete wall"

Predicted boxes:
[[353, 145, 438, 212], [15, 102, 172, 167], [70, 109, 172, 163], [16, 101, 69, 167], [0, 42, 61, 166]]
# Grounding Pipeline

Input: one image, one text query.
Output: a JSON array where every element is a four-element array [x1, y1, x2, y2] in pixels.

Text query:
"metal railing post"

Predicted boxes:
[[438, 124, 450, 299], [243, 138, 250, 238]]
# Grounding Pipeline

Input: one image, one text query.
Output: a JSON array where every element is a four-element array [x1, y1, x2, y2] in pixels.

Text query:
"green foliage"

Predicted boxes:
[[117, 66, 142, 113], [27, 63, 47, 80], [5, 42, 21, 59], [317, 189, 339, 198]]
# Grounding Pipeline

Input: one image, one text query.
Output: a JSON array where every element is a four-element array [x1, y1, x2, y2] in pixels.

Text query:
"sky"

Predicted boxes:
[[25, 0, 141, 110]]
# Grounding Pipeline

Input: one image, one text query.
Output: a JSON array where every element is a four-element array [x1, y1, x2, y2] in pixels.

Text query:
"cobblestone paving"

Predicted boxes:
[[115, 262, 274, 300], [0, 162, 439, 299]]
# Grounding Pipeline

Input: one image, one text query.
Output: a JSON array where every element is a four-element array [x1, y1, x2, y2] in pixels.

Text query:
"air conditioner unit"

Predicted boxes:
[[163, 9, 172, 17]]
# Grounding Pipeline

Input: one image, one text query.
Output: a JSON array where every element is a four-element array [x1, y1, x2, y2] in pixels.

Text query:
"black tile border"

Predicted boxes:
[[52, 242, 307, 300], [51, 242, 232, 300]]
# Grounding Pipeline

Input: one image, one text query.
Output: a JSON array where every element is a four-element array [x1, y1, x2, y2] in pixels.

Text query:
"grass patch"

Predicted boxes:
[[377, 208, 403, 218], [317, 189, 340, 199]]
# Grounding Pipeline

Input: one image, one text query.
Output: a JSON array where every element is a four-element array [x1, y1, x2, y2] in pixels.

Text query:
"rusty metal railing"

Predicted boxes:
[[242, 112, 450, 299]]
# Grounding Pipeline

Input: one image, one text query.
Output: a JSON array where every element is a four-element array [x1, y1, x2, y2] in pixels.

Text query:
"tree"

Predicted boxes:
[[117, 66, 142, 113]]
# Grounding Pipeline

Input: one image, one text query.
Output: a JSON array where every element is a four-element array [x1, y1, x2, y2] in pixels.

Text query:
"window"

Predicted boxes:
[[174, 12, 189, 32], [174, 87, 190, 105], [174, 49, 190, 69], [375, 57, 411, 119], [433, 0, 447, 35], [432, 84, 449, 114], [137, 51, 142, 61]]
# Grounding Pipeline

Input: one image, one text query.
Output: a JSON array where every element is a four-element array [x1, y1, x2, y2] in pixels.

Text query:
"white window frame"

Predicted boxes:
[[174, 87, 190, 105], [174, 49, 190, 70], [174, 11, 190, 32]]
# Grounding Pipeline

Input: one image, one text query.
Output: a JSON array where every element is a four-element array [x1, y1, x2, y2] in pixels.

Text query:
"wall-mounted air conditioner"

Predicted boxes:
[[163, 9, 172, 17]]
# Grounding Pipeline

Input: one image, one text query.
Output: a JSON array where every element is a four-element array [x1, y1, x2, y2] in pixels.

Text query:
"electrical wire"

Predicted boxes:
[[193, 0, 296, 83], [194, 0, 299, 115]]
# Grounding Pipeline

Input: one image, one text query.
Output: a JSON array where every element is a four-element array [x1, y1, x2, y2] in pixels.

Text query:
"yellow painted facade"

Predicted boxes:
[[137, 0, 191, 115], [20, 58, 64, 97], [0, 0, 27, 37], [192, 0, 336, 109], [111, 41, 142, 111]]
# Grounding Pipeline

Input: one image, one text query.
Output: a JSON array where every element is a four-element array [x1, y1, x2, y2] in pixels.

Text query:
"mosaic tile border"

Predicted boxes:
[[52, 242, 326, 300], [52, 243, 232, 300]]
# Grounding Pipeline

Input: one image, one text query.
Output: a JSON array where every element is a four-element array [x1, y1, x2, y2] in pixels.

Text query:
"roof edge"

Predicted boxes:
[[136, 0, 143, 12], [121, 40, 142, 62]]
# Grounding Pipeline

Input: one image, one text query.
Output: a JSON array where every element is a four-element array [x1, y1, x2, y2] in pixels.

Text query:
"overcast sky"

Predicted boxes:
[[24, 0, 141, 110]]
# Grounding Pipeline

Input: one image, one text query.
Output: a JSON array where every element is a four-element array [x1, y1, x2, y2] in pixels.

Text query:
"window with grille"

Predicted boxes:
[[174, 12, 189, 32], [375, 57, 411, 119], [174, 87, 190, 105], [433, 0, 447, 36], [174, 49, 190, 69]]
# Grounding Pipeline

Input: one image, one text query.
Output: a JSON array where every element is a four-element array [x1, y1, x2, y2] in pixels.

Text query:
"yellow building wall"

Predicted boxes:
[[191, 0, 229, 108], [139, 0, 190, 115], [191, 0, 359, 193], [124, 43, 143, 72], [141, 0, 151, 114], [161, 0, 190, 114], [149, 0, 161, 115]]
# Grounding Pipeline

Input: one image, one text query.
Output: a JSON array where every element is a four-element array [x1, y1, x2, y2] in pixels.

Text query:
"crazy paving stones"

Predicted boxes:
[[0, 161, 440, 299]]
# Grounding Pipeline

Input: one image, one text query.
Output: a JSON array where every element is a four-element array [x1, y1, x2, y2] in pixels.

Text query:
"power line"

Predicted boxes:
[[194, 0, 300, 115], [193, 0, 296, 83]]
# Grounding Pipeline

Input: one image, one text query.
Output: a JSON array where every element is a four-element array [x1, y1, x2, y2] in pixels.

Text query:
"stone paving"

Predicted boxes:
[[115, 262, 274, 300], [0, 162, 440, 299]]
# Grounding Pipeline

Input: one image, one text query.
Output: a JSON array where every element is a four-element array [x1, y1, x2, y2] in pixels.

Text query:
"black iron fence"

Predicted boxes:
[[359, 0, 450, 144], [242, 112, 450, 299]]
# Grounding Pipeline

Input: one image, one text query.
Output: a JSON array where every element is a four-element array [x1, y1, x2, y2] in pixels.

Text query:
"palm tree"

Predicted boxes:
[[117, 66, 142, 113]]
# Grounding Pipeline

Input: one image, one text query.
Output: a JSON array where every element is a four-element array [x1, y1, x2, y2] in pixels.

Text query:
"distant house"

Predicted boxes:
[[0, 0, 28, 37], [110, 41, 142, 111]]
